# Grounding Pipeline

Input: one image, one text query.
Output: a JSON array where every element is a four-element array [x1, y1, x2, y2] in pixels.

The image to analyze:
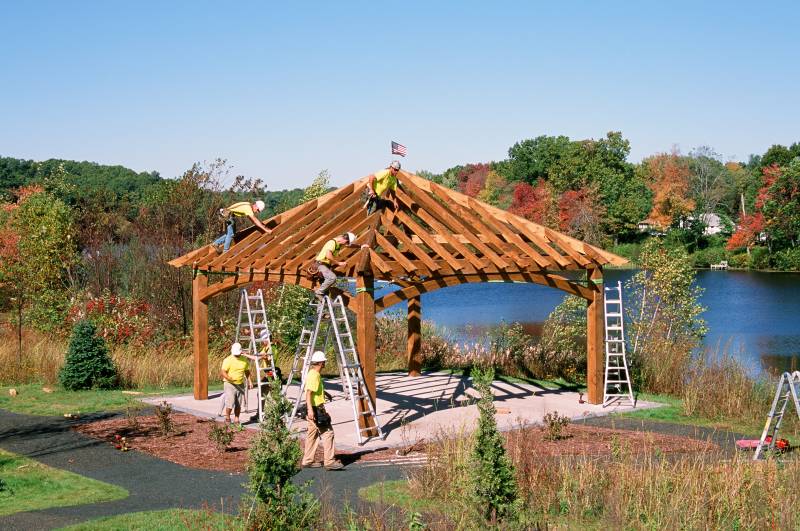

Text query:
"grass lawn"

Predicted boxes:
[[359, 479, 440, 514], [0, 448, 128, 516], [0, 383, 222, 417], [59, 508, 236, 530]]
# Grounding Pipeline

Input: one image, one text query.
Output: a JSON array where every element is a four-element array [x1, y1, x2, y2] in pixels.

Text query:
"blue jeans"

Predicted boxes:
[[213, 219, 235, 251]]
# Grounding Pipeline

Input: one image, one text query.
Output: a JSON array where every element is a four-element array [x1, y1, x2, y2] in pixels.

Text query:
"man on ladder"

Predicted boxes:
[[313, 232, 358, 300], [301, 351, 345, 470]]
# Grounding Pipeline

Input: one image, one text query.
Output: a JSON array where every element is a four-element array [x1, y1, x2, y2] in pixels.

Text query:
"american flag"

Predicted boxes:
[[391, 141, 407, 157]]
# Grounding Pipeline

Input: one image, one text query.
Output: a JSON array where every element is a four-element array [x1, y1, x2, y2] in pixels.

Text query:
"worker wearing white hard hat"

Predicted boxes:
[[212, 198, 271, 253], [313, 232, 360, 300], [366, 161, 401, 214], [220, 342, 251, 425], [301, 351, 344, 470]]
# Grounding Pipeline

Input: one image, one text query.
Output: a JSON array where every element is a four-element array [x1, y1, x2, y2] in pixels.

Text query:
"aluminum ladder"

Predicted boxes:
[[235, 288, 277, 423], [603, 281, 635, 407], [754, 371, 800, 460], [284, 294, 385, 445]]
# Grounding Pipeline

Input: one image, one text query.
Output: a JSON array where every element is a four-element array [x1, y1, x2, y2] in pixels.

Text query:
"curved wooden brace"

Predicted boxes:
[[374, 271, 593, 312], [197, 269, 356, 310]]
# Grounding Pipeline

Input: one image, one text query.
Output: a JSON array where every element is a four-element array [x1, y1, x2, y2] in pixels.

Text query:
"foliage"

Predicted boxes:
[[726, 212, 764, 251], [59, 509, 236, 531], [761, 160, 800, 248], [640, 150, 695, 228], [470, 366, 520, 524], [208, 421, 235, 453], [772, 247, 800, 271], [537, 295, 586, 380], [626, 239, 706, 394], [557, 184, 607, 245], [508, 179, 555, 225], [59, 320, 118, 391], [154, 400, 175, 436], [245, 378, 319, 530], [67, 290, 155, 345], [0, 448, 128, 517], [541, 411, 570, 441]]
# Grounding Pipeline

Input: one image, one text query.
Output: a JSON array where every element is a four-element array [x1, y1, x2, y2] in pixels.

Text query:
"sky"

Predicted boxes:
[[1, 1, 798, 190]]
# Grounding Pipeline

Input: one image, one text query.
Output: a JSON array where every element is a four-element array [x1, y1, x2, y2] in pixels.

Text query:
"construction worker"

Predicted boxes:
[[313, 232, 358, 299], [301, 351, 344, 470], [366, 160, 401, 214], [213, 200, 270, 253], [220, 342, 251, 425]]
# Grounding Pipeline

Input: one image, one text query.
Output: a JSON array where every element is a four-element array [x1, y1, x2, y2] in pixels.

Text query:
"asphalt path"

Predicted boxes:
[[0, 409, 407, 530]]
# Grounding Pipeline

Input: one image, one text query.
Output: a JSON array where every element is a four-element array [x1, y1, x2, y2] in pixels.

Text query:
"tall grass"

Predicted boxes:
[[411, 427, 800, 529], [0, 329, 226, 389]]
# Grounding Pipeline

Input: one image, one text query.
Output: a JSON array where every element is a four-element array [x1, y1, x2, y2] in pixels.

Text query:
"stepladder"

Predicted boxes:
[[754, 371, 800, 460], [603, 281, 635, 407], [283, 294, 385, 445], [231, 288, 279, 423]]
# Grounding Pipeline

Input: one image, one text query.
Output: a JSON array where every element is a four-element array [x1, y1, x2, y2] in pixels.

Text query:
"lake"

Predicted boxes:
[[375, 270, 800, 376]]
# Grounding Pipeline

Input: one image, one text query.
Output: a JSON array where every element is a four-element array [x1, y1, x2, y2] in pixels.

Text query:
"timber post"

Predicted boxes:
[[586, 267, 604, 404], [407, 295, 422, 376], [192, 269, 209, 400], [355, 274, 378, 436]]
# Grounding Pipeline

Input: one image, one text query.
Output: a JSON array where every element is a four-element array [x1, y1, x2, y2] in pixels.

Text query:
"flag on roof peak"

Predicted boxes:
[[391, 141, 407, 157]]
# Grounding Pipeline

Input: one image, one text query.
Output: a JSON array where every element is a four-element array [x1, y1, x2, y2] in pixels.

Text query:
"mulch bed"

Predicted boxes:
[[74, 413, 716, 473]]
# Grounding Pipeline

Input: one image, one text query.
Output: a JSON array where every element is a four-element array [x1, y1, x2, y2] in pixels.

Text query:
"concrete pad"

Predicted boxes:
[[147, 371, 661, 452]]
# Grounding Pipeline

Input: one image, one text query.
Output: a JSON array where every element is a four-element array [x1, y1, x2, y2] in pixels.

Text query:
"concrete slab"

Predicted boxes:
[[146, 372, 661, 452]]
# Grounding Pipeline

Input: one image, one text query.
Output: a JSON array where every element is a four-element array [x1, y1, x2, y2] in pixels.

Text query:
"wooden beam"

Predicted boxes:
[[356, 275, 378, 437], [586, 267, 604, 404], [407, 296, 422, 376], [192, 270, 209, 400]]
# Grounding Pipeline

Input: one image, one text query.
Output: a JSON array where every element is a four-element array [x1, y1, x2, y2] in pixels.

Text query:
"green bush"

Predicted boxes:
[[610, 243, 642, 264], [748, 246, 771, 270], [58, 320, 118, 391], [772, 247, 800, 271], [728, 252, 749, 269], [470, 366, 519, 524]]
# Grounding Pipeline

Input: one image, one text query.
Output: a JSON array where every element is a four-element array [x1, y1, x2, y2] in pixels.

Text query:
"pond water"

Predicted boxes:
[[375, 270, 800, 376]]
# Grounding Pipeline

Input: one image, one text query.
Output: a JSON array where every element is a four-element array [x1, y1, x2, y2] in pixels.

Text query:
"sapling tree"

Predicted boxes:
[[470, 366, 519, 524], [245, 377, 318, 530], [59, 320, 118, 390]]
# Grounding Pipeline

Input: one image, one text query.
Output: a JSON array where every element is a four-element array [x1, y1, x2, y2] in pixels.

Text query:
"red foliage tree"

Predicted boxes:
[[642, 151, 695, 228], [726, 213, 764, 251], [509, 180, 555, 225], [456, 163, 490, 197], [557, 186, 607, 244]]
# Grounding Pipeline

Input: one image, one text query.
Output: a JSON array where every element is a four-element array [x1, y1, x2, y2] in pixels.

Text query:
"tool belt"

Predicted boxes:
[[306, 261, 322, 278], [311, 404, 332, 429]]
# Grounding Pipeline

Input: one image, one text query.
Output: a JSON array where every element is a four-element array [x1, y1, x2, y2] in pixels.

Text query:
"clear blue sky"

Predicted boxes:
[[1, 1, 798, 189]]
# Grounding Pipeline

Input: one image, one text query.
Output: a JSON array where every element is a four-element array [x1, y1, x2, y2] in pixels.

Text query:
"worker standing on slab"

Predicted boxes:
[[313, 232, 357, 300], [301, 351, 344, 470], [366, 160, 401, 214], [213, 200, 270, 252], [220, 342, 251, 426]]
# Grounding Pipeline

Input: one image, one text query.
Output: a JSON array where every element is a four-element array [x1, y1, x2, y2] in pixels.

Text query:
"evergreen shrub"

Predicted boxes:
[[58, 320, 118, 390]]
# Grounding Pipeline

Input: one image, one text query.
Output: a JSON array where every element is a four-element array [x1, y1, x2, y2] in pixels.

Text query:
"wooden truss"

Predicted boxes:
[[170, 171, 627, 411]]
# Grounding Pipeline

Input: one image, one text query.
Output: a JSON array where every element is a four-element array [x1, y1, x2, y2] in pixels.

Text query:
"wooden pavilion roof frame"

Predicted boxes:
[[170, 171, 627, 426]]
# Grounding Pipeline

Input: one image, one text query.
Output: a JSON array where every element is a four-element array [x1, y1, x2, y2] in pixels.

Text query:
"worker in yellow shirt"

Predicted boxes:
[[313, 232, 357, 300], [220, 342, 251, 425], [301, 351, 344, 470], [366, 160, 401, 214], [213, 199, 270, 252]]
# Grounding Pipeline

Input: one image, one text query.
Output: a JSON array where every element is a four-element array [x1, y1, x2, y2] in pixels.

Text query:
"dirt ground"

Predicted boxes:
[[74, 412, 716, 473]]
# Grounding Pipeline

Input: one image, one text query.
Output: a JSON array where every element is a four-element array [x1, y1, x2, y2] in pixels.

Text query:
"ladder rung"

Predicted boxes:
[[606, 326, 622, 331], [605, 299, 621, 304]]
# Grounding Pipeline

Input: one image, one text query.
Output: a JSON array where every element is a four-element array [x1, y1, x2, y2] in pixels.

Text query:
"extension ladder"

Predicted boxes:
[[235, 288, 278, 423], [283, 294, 385, 445], [603, 281, 635, 407], [754, 371, 800, 460]]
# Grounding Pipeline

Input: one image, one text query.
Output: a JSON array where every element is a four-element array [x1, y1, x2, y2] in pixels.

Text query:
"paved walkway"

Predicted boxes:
[[0, 409, 405, 530]]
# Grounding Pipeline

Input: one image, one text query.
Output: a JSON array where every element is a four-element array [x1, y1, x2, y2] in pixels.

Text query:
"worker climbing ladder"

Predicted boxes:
[[235, 288, 277, 423], [753, 371, 800, 460], [283, 294, 385, 445], [603, 281, 635, 407]]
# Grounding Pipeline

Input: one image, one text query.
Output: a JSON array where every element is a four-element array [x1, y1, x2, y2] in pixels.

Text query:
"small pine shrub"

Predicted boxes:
[[244, 377, 318, 530], [542, 411, 570, 441], [470, 366, 519, 524], [209, 421, 235, 453], [58, 320, 118, 390], [154, 401, 175, 436]]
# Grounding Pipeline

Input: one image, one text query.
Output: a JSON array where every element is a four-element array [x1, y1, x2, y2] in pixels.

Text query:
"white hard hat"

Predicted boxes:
[[231, 342, 242, 356], [310, 350, 327, 363], [389, 160, 401, 170], [346, 231, 356, 245], [259, 329, 270, 339], [254, 200, 265, 212]]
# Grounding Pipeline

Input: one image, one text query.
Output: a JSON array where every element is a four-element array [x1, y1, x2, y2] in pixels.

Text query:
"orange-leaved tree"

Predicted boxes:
[[641, 150, 695, 229]]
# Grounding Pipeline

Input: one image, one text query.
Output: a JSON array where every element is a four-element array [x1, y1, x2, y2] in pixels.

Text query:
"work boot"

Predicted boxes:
[[324, 461, 345, 471], [303, 461, 323, 468]]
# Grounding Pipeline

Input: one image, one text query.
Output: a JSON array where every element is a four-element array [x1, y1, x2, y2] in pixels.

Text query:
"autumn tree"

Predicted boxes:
[[476, 170, 512, 208], [760, 160, 800, 248], [640, 150, 695, 229], [557, 185, 607, 245], [726, 213, 764, 251], [508, 180, 556, 226]]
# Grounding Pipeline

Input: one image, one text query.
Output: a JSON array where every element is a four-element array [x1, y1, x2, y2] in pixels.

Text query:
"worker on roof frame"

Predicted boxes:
[[213, 199, 270, 253], [313, 232, 359, 300], [366, 160, 401, 214]]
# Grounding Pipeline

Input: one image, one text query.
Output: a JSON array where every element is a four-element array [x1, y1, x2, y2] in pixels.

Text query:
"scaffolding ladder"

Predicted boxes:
[[754, 371, 800, 460], [603, 281, 635, 407], [283, 294, 385, 445], [235, 288, 277, 423]]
